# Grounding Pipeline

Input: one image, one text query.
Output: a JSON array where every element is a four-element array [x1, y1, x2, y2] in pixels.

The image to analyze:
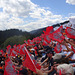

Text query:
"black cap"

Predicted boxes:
[[46, 50, 54, 55]]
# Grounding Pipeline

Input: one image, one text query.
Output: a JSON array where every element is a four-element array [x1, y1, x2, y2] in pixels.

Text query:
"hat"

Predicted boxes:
[[57, 64, 74, 75], [30, 48, 35, 51], [1, 61, 4, 64], [46, 50, 54, 55], [43, 46, 50, 50], [52, 53, 62, 60]]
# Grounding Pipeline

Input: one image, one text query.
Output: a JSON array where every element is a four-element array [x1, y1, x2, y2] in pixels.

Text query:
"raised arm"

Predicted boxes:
[[40, 58, 48, 66]]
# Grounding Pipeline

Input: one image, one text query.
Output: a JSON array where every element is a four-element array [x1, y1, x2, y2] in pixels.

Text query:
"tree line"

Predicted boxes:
[[0, 29, 34, 49]]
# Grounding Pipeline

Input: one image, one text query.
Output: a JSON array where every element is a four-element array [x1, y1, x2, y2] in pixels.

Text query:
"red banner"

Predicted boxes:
[[44, 35, 51, 43], [51, 26, 65, 43], [54, 43, 62, 53], [6, 45, 12, 56], [65, 27, 75, 39], [4, 58, 17, 75], [46, 26, 54, 35], [23, 47, 41, 73]]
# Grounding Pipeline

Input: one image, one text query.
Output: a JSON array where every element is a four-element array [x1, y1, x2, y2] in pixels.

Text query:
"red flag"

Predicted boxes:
[[35, 50, 38, 55], [33, 37, 41, 44], [44, 35, 51, 43], [4, 58, 17, 75], [54, 43, 62, 53], [43, 30, 46, 34], [57, 26, 63, 33], [27, 39, 33, 45], [16, 44, 21, 53], [46, 26, 54, 34], [59, 69, 61, 75], [51, 27, 65, 43], [24, 40, 28, 44], [34, 46, 38, 50], [42, 40, 48, 46], [40, 34, 45, 39], [6, 45, 11, 56], [0, 49, 3, 55], [71, 46, 75, 53], [23, 47, 41, 73], [13, 44, 16, 48], [65, 27, 75, 39], [19, 45, 26, 55], [11, 49, 18, 57]]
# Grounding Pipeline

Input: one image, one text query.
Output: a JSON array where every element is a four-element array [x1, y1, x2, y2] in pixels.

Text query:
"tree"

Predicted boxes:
[[3, 35, 27, 48]]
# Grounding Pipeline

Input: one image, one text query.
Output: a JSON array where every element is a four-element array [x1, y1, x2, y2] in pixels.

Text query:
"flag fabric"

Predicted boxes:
[[27, 40, 34, 45], [42, 40, 48, 46], [6, 45, 12, 56], [24, 40, 28, 44], [57, 26, 63, 33], [65, 27, 75, 39], [24, 40, 28, 46], [59, 69, 61, 75], [33, 37, 41, 44], [46, 26, 54, 34], [40, 34, 45, 39], [4, 58, 17, 75], [44, 35, 51, 43], [13, 44, 16, 48], [23, 47, 41, 73], [51, 27, 65, 43], [71, 46, 75, 53], [0, 49, 3, 55], [54, 43, 62, 53], [15, 44, 21, 53], [19, 45, 26, 55], [43, 30, 46, 34], [10, 49, 18, 57]]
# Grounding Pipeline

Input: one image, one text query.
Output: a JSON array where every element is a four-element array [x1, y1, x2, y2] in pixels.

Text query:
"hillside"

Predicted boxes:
[[0, 20, 69, 48], [30, 20, 69, 37], [0, 29, 32, 46]]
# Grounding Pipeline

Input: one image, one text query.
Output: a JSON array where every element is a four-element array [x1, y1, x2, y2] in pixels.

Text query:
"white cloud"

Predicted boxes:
[[66, 0, 75, 5], [0, 0, 69, 31], [18, 16, 63, 32], [0, 0, 37, 17], [69, 16, 75, 18], [5, 17, 24, 29]]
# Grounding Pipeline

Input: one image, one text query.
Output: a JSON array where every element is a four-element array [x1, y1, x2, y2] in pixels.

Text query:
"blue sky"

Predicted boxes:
[[0, 0, 75, 32], [31, 0, 75, 16]]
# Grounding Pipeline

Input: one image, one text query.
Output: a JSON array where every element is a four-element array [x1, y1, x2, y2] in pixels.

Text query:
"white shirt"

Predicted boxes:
[[61, 45, 67, 53]]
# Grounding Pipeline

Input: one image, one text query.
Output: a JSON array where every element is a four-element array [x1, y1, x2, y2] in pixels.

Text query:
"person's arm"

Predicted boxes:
[[50, 44, 55, 48], [40, 58, 48, 66], [63, 49, 68, 52], [12, 62, 19, 66], [65, 52, 73, 58], [65, 43, 72, 51], [62, 40, 72, 51], [43, 66, 54, 73], [15, 65, 23, 70], [72, 64, 75, 67], [65, 38, 75, 48], [36, 68, 44, 75], [42, 67, 48, 71], [69, 58, 75, 61], [39, 57, 43, 62]]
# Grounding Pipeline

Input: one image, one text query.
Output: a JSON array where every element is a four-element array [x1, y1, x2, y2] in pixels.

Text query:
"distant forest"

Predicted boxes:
[[0, 29, 34, 49]]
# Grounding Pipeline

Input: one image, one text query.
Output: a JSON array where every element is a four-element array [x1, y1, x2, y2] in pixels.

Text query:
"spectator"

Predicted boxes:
[[40, 50, 56, 75]]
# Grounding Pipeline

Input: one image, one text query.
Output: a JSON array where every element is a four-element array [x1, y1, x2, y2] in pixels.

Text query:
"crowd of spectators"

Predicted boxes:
[[0, 24, 75, 75]]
